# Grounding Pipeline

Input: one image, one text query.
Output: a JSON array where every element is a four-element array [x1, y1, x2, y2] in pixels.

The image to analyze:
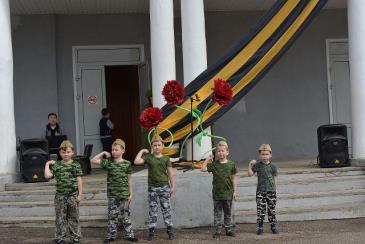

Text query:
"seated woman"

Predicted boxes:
[[43, 113, 63, 137]]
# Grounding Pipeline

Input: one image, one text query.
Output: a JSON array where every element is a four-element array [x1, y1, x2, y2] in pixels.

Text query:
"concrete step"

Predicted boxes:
[[0, 215, 108, 228], [0, 199, 108, 217], [234, 202, 365, 223], [237, 175, 365, 195], [0, 188, 107, 202], [6, 167, 364, 192], [235, 188, 365, 210]]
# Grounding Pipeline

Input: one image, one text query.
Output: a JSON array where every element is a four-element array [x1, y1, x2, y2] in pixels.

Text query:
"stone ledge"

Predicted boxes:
[[0, 173, 20, 191], [350, 158, 365, 167]]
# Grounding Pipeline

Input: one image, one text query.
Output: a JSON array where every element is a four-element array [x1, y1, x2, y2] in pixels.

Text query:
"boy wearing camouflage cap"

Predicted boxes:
[[91, 139, 138, 243], [201, 141, 238, 239], [134, 136, 176, 241], [248, 144, 279, 235], [44, 140, 83, 244]]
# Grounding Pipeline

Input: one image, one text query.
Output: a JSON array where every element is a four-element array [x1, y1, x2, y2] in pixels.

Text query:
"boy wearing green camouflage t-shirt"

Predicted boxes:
[[248, 144, 278, 235], [44, 140, 83, 244], [91, 139, 138, 243], [134, 136, 176, 241], [201, 141, 238, 239]]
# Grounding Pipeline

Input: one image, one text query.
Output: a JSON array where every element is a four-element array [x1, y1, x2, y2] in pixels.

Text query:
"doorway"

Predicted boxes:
[[105, 65, 141, 161], [326, 39, 352, 154], [73, 45, 145, 157]]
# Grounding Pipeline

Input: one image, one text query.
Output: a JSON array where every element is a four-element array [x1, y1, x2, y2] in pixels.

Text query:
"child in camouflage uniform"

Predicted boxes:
[[201, 141, 238, 239], [248, 144, 279, 235], [91, 139, 138, 243], [134, 136, 176, 241], [44, 140, 83, 244]]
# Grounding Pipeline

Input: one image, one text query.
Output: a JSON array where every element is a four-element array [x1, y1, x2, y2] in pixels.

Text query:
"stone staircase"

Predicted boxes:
[[0, 172, 110, 227], [234, 166, 365, 223], [0, 166, 364, 227]]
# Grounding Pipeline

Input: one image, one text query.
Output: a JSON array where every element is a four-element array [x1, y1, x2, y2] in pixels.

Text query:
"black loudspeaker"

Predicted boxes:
[[317, 124, 350, 168], [20, 138, 49, 182]]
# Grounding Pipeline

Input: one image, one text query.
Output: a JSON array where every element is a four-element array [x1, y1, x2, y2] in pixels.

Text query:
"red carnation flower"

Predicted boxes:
[[162, 80, 185, 105], [139, 107, 163, 129], [212, 78, 233, 106]]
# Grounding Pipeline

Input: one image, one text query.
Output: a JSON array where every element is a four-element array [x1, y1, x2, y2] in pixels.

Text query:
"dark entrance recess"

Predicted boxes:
[[105, 65, 141, 162]]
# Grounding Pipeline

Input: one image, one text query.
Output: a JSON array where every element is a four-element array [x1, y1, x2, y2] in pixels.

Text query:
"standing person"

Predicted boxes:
[[134, 136, 176, 241], [91, 139, 138, 243], [44, 140, 83, 244], [201, 141, 238, 239], [248, 144, 279, 235], [44, 112, 63, 137], [99, 108, 114, 153]]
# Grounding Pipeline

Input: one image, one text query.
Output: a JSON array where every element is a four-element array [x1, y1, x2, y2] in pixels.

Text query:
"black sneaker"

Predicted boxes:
[[55, 240, 64, 244], [148, 228, 156, 241], [167, 226, 174, 240], [127, 237, 138, 242], [226, 231, 235, 237], [72, 239, 80, 244], [257, 228, 264, 235], [213, 232, 220, 239], [271, 225, 279, 234]]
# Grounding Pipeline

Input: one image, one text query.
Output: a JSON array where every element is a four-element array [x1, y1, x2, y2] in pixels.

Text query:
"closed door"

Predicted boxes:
[[76, 65, 106, 157], [329, 57, 352, 153]]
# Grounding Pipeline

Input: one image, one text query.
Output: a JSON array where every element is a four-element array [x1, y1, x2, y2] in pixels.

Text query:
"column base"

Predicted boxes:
[[0, 173, 20, 191], [350, 158, 365, 167]]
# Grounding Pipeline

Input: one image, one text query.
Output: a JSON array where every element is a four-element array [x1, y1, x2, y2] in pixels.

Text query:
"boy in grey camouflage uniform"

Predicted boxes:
[[44, 140, 83, 244], [248, 144, 279, 235], [91, 139, 138, 243], [134, 136, 176, 241], [201, 141, 238, 239]]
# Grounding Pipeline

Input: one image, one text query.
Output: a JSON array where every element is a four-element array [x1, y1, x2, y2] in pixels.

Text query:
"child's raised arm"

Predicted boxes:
[[200, 155, 213, 172], [170, 157, 180, 163], [248, 160, 256, 177], [44, 160, 56, 179], [91, 151, 111, 164], [134, 149, 149, 165]]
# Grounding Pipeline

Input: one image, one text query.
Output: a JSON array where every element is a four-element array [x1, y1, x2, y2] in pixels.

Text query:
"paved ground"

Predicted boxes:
[[1, 218, 364, 243]]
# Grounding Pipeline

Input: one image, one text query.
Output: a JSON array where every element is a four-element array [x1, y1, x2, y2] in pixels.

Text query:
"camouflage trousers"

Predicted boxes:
[[54, 193, 81, 241], [148, 185, 172, 228], [213, 200, 233, 233], [256, 191, 277, 224], [106, 198, 135, 239]]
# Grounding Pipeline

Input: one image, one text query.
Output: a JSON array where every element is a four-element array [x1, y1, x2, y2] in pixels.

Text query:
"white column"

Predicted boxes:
[[181, 0, 212, 161], [150, 0, 176, 107], [348, 0, 365, 159], [0, 0, 17, 174]]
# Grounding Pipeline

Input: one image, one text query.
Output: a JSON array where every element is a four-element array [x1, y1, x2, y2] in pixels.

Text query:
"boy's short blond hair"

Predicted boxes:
[[150, 135, 164, 145], [216, 140, 229, 150], [59, 140, 74, 150], [259, 144, 272, 153], [112, 138, 125, 149]]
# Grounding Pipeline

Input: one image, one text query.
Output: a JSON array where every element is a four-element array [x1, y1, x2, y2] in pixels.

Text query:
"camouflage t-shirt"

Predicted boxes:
[[143, 154, 171, 187], [207, 160, 237, 200], [252, 162, 278, 192], [101, 158, 132, 199], [50, 160, 83, 196]]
